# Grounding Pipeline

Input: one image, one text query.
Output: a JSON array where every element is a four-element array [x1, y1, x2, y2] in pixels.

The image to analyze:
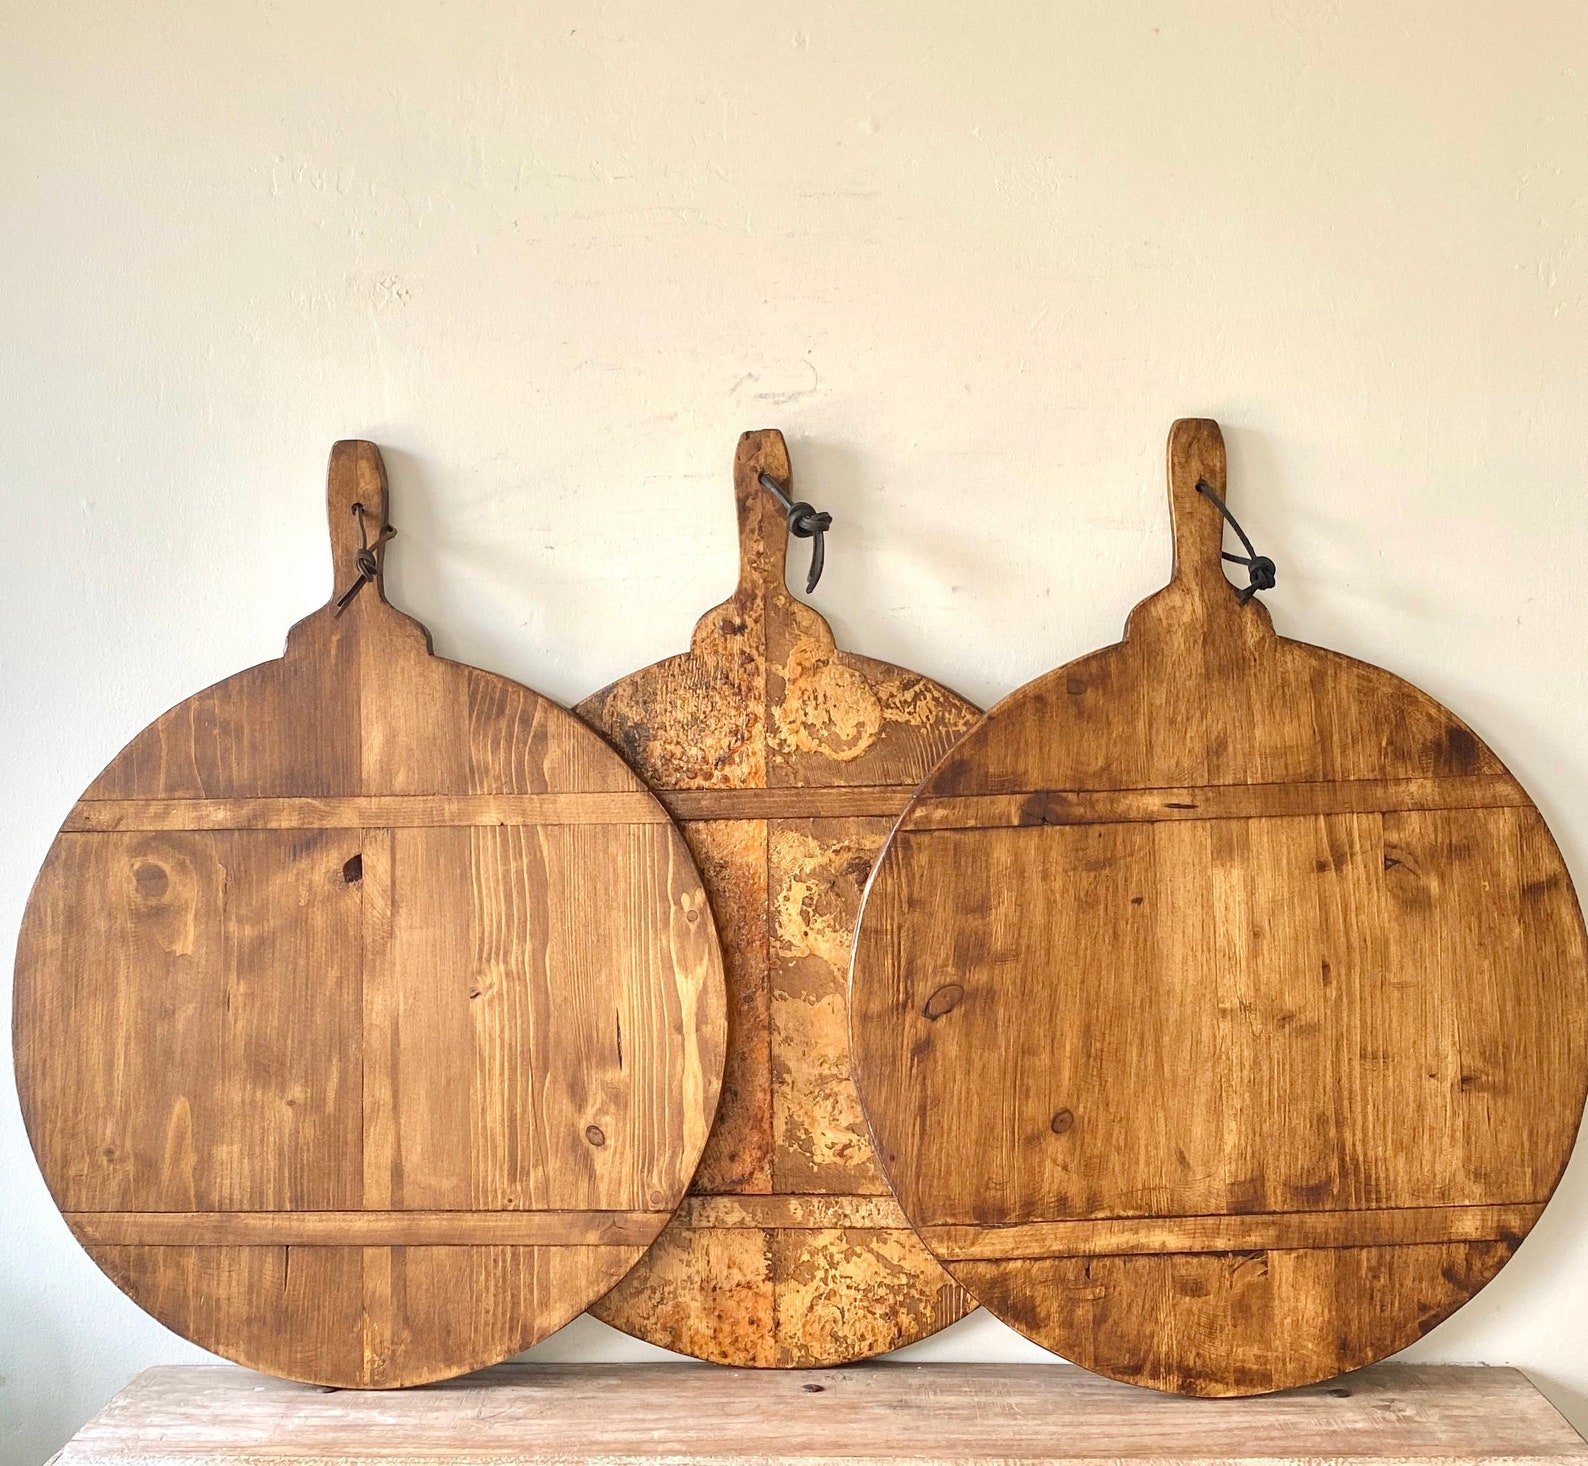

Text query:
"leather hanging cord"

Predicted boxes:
[[758, 472, 833, 594], [1195, 479, 1276, 604], [335, 502, 397, 614]]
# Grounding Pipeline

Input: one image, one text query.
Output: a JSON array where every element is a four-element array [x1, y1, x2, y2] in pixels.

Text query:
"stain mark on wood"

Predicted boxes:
[[923, 985, 965, 1021]]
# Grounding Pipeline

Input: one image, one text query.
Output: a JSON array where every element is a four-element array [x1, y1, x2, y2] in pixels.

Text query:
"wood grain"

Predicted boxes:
[[62, 784, 920, 831], [849, 419, 1588, 1396], [66, 1211, 669, 1247], [577, 429, 979, 1366], [921, 1201, 1544, 1259], [13, 441, 726, 1389], [54, 1363, 1588, 1466]]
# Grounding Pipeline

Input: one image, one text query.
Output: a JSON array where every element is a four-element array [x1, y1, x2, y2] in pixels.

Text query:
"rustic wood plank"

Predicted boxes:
[[63, 787, 924, 832], [922, 1201, 1545, 1259], [902, 774, 1529, 832], [14, 442, 727, 1389], [674, 1193, 911, 1229], [54, 1363, 1588, 1466], [66, 1210, 670, 1246], [62, 793, 670, 830], [665, 786, 917, 820], [577, 430, 979, 1366], [849, 419, 1588, 1397]]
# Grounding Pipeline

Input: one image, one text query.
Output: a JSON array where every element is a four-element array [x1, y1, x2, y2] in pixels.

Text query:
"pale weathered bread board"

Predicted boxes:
[[578, 429, 978, 1365]]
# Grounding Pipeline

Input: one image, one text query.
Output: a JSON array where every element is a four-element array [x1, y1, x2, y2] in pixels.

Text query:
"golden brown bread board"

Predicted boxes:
[[14, 441, 726, 1388], [850, 418, 1588, 1395], [578, 429, 979, 1365]]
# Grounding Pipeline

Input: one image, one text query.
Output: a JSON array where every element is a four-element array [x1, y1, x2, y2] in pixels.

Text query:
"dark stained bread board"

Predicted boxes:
[[14, 441, 726, 1387], [578, 429, 979, 1365], [849, 418, 1588, 1395]]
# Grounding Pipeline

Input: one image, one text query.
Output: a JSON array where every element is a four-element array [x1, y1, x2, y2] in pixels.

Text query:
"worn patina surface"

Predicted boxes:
[[578, 429, 979, 1366]]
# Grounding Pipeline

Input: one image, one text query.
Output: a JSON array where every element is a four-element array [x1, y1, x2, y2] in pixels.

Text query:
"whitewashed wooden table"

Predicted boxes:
[[51, 1362, 1588, 1466]]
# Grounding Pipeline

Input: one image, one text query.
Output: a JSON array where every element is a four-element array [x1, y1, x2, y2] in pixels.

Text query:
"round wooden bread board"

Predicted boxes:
[[13, 441, 726, 1388], [578, 429, 979, 1365], [849, 419, 1588, 1396]]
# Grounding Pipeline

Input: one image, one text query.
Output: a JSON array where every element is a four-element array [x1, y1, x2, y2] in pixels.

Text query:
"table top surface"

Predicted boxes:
[[53, 1362, 1588, 1466]]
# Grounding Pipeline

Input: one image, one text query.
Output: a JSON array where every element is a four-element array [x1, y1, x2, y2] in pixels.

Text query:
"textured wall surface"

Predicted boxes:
[[3, 2, 1588, 1460]]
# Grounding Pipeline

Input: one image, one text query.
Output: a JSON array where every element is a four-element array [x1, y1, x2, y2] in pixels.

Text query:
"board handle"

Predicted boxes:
[[326, 440, 393, 611], [1166, 418, 1238, 603], [733, 429, 795, 598]]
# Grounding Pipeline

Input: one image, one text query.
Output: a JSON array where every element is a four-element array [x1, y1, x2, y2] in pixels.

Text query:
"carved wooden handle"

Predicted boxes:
[[733, 429, 794, 598], [1165, 418, 1231, 602], [325, 440, 391, 610]]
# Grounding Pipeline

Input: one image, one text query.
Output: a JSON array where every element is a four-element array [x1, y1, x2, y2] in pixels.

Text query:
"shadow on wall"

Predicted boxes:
[[0, 1174, 216, 1466], [1531, 1374, 1588, 1444], [1, 1271, 78, 1466]]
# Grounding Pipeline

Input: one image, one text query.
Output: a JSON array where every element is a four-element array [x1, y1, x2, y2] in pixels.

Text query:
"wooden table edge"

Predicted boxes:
[[53, 1362, 1588, 1466]]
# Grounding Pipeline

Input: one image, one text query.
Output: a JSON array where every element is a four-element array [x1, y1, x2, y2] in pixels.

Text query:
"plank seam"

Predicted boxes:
[[903, 775, 1530, 832]]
